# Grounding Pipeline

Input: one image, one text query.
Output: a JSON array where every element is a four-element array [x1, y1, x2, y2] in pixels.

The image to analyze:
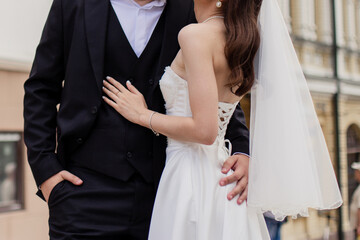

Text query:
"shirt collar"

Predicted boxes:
[[149, 0, 167, 7], [126, 0, 167, 9]]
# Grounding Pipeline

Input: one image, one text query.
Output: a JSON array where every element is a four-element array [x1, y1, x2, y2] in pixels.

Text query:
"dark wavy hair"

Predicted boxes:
[[219, 0, 263, 96]]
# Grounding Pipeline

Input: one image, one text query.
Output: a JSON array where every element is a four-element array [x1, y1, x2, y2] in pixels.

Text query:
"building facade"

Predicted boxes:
[[242, 0, 360, 239], [0, 0, 360, 239]]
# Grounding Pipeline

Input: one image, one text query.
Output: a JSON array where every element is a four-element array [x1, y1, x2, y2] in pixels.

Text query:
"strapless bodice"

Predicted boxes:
[[159, 67, 238, 140]]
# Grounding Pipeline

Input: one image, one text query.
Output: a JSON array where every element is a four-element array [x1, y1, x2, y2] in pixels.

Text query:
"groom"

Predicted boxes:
[[24, 0, 250, 239]]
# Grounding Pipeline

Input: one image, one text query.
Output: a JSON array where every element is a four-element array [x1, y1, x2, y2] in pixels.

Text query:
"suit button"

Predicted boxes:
[[149, 79, 154, 85], [77, 138, 83, 144], [91, 106, 98, 114], [128, 78, 134, 82], [148, 151, 153, 157], [127, 152, 132, 158]]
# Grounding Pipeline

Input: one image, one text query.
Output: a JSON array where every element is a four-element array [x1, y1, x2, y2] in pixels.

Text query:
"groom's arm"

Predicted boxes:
[[24, 0, 65, 190], [221, 103, 250, 204]]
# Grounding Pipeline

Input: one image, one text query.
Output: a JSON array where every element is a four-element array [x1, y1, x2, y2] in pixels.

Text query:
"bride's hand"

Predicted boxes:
[[102, 77, 148, 125]]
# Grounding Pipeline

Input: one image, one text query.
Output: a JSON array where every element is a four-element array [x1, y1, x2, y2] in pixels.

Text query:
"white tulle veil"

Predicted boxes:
[[247, 0, 343, 221]]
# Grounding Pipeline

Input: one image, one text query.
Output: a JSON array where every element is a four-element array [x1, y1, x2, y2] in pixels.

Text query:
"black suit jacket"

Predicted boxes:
[[23, 0, 250, 190]]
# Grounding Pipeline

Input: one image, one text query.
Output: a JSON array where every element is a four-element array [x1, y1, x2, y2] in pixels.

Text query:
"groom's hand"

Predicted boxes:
[[219, 154, 249, 205], [40, 170, 83, 202]]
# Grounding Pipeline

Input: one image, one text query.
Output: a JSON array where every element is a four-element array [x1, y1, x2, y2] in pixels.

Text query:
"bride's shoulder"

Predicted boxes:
[[178, 24, 214, 50], [178, 23, 216, 40]]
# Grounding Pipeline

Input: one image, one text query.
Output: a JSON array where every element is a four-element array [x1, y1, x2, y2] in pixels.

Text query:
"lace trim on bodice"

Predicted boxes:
[[217, 102, 238, 139]]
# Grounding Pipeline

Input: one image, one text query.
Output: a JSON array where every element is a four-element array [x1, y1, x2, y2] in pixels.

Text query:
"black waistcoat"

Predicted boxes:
[[70, 6, 166, 183]]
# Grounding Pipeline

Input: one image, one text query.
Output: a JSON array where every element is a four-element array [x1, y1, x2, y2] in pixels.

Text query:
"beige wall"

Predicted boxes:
[[0, 69, 48, 240], [0, 70, 26, 130]]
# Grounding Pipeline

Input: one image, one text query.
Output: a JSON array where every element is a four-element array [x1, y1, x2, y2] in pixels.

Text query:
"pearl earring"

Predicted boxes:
[[216, 0, 222, 8]]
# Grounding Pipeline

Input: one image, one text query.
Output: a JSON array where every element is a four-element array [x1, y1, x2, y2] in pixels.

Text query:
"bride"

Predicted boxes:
[[103, 0, 342, 239]]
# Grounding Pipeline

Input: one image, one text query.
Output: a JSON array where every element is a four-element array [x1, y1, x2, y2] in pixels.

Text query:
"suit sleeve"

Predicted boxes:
[[23, 0, 65, 189], [225, 103, 250, 155], [186, 1, 197, 24]]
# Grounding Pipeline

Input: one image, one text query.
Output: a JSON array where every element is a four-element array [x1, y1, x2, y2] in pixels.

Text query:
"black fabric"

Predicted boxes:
[[48, 166, 155, 240], [69, 6, 166, 183], [23, 0, 195, 193]]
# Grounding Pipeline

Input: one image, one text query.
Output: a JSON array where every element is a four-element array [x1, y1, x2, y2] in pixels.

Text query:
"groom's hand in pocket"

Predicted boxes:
[[219, 154, 249, 205], [40, 170, 83, 202]]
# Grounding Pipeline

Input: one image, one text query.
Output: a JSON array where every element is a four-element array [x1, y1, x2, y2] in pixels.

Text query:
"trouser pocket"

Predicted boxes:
[[47, 180, 66, 208]]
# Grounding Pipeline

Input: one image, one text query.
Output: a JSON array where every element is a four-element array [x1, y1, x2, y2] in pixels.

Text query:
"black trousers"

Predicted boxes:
[[47, 165, 156, 240]]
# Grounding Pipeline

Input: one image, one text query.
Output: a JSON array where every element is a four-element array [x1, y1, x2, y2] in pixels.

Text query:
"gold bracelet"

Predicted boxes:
[[149, 111, 159, 136]]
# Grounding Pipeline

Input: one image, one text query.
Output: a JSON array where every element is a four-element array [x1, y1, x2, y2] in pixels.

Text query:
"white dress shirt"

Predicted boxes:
[[110, 0, 167, 57]]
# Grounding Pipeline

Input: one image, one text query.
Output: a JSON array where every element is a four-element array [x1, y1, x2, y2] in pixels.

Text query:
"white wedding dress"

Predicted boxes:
[[148, 67, 270, 240]]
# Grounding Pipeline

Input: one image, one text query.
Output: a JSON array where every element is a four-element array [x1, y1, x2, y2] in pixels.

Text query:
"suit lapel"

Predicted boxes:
[[155, 0, 193, 79], [84, 0, 110, 94]]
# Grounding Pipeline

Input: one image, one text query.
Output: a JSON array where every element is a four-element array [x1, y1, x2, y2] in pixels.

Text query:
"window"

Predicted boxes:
[[347, 124, 360, 208], [0, 133, 23, 212]]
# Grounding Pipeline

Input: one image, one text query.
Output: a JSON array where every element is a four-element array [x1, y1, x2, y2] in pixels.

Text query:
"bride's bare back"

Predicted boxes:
[[170, 19, 241, 105]]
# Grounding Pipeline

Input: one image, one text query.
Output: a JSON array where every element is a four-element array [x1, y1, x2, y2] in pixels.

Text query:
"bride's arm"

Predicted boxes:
[[103, 25, 219, 145]]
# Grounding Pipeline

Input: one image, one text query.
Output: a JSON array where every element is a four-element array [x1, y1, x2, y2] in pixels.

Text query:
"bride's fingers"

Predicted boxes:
[[106, 76, 128, 93], [102, 86, 119, 102], [102, 96, 119, 110], [126, 81, 142, 95], [103, 80, 121, 95]]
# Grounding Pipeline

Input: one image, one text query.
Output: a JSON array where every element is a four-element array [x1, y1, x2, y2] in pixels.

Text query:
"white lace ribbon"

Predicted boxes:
[[224, 139, 232, 158]]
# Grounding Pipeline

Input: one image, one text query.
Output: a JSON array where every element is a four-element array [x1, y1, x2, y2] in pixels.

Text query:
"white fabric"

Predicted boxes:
[[148, 67, 270, 239], [110, 0, 166, 57], [352, 162, 360, 170], [350, 185, 360, 229], [248, 0, 343, 221]]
